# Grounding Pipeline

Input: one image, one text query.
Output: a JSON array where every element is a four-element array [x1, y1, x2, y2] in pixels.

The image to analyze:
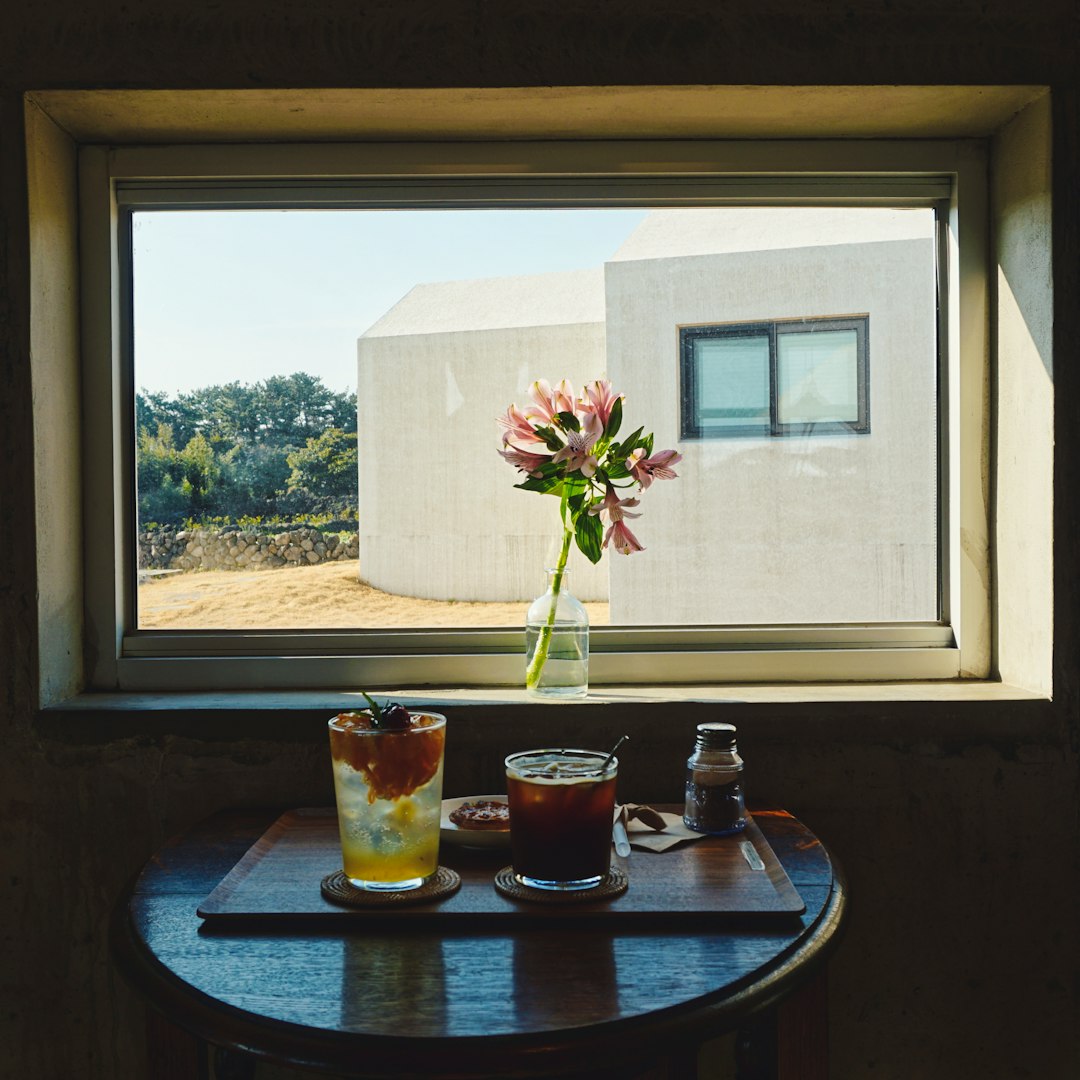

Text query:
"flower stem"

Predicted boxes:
[[525, 525, 574, 691]]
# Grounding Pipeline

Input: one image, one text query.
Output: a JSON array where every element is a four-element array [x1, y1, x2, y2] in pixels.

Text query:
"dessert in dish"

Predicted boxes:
[[448, 800, 511, 831]]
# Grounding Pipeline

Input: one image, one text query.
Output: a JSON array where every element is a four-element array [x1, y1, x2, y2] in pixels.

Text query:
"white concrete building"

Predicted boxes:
[[357, 267, 610, 603], [358, 209, 938, 624]]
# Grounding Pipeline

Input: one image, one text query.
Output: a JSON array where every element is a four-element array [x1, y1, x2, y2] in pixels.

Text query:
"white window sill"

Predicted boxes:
[[36, 682, 1059, 750]]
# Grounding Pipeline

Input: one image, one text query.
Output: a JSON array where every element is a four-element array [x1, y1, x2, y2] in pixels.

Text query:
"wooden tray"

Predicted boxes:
[[197, 807, 805, 925]]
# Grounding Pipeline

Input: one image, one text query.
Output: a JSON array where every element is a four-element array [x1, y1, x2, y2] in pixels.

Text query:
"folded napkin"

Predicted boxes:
[[617, 803, 707, 853]]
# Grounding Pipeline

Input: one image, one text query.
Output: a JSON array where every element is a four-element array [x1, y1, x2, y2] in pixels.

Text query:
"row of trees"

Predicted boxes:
[[136, 373, 358, 526]]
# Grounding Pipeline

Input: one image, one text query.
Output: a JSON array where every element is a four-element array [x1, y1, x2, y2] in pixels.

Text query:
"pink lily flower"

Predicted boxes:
[[497, 447, 551, 477], [579, 407, 604, 446], [626, 448, 683, 490], [552, 379, 576, 415], [588, 485, 641, 524], [582, 379, 623, 432], [497, 404, 546, 450], [525, 379, 558, 424], [552, 428, 599, 478], [604, 518, 646, 555], [525, 379, 576, 426]]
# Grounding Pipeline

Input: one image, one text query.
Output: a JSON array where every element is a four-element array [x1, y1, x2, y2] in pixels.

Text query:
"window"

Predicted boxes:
[[680, 316, 869, 439], [77, 139, 989, 690]]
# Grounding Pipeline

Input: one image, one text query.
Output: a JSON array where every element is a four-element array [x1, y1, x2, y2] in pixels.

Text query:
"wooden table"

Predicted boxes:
[[110, 807, 846, 1080]]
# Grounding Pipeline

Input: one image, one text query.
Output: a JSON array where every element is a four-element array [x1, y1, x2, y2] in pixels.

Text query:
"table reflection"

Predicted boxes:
[[339, 936, 447, 1033], [511, 932, 620, 1028]]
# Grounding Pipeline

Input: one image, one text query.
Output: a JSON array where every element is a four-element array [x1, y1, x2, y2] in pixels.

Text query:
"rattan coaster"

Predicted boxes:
[[493, 865, 629, 904], [321, 866, 461, 907]]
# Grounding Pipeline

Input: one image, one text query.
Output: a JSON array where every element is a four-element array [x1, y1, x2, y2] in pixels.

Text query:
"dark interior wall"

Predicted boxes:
[[0, 0, 1074, 88], [2, 3, 1078, 1079]]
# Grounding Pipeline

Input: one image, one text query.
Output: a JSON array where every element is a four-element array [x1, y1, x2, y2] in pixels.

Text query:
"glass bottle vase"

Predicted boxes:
[[525, 567, 589, 698]]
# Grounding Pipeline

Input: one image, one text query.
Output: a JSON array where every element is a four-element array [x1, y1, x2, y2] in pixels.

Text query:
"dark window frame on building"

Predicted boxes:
[[680, 315, 870, 439]]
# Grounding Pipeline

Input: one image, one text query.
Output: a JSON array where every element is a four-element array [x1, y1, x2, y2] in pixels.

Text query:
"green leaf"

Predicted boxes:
[[605, 459, 631, 480], [605, 396, 623, 440], [359, 691, 383, 723], [574, 510, 604, 564], [557, 410, 581, 433], [515, 476, 563, 495], [533, 425, 564, 452], [612, 425, 644, 460], [534, 460, 567, 479]]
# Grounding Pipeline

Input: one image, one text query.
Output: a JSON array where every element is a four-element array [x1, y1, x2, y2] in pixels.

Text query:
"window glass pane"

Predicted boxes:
[[695, 335, 771, 430], [132, 205, 939, 630], [776, 329, 859, 425], [132, 208, 641, 631]]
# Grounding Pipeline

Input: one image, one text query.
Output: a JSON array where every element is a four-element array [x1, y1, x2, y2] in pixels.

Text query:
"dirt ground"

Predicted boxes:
[[137, 561, 610, 629]]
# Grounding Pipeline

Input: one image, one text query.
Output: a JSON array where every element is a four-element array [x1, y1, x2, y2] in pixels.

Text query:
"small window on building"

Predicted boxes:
[[680, 316, 869, 438]]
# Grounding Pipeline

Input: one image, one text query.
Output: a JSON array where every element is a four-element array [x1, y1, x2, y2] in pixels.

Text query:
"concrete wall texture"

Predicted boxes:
[[1, 6, 1077, 1080], [357, 265, 609, 601], [606, 220, 938, 624]]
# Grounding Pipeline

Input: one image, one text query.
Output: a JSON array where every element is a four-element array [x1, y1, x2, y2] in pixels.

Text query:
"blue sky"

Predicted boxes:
[[132, 208, 646, 396]]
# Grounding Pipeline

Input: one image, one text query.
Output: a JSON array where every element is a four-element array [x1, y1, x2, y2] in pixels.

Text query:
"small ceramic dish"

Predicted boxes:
[[440, 795, 511, 849]]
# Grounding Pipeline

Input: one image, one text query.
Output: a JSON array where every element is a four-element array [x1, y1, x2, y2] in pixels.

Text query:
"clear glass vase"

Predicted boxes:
[[525, 567, 589, 698]]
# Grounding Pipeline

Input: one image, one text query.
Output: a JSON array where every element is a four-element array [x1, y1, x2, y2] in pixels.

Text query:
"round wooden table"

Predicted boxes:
[[111, 807, 846, 1079]]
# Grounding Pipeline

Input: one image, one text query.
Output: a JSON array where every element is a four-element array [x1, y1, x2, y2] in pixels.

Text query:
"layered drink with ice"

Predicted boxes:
[[328, 708, 446, 891]]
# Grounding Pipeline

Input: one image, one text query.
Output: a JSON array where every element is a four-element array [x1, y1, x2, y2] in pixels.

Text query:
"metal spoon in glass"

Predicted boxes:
[[601, 734, 628, 773]]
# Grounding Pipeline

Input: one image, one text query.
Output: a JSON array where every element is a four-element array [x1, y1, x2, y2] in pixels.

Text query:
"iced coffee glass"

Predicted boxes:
[[328, 710, 446, 891], [505, 748, 618, 891]]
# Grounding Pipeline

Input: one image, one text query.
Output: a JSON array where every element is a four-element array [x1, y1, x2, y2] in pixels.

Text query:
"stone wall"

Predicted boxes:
[[139, 525, 359, 572]]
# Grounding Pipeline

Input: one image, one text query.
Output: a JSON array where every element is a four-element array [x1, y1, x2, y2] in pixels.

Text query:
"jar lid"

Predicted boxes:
[[695, 722, 738, 751]]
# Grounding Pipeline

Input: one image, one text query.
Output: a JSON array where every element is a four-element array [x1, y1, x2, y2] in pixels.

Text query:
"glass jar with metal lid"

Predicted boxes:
[[683, 722, 746, 835]]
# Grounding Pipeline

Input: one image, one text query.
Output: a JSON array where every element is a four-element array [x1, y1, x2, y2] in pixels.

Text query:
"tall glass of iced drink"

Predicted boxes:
[[328, 708, 446, 891], [505, 748, 618, 891]]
